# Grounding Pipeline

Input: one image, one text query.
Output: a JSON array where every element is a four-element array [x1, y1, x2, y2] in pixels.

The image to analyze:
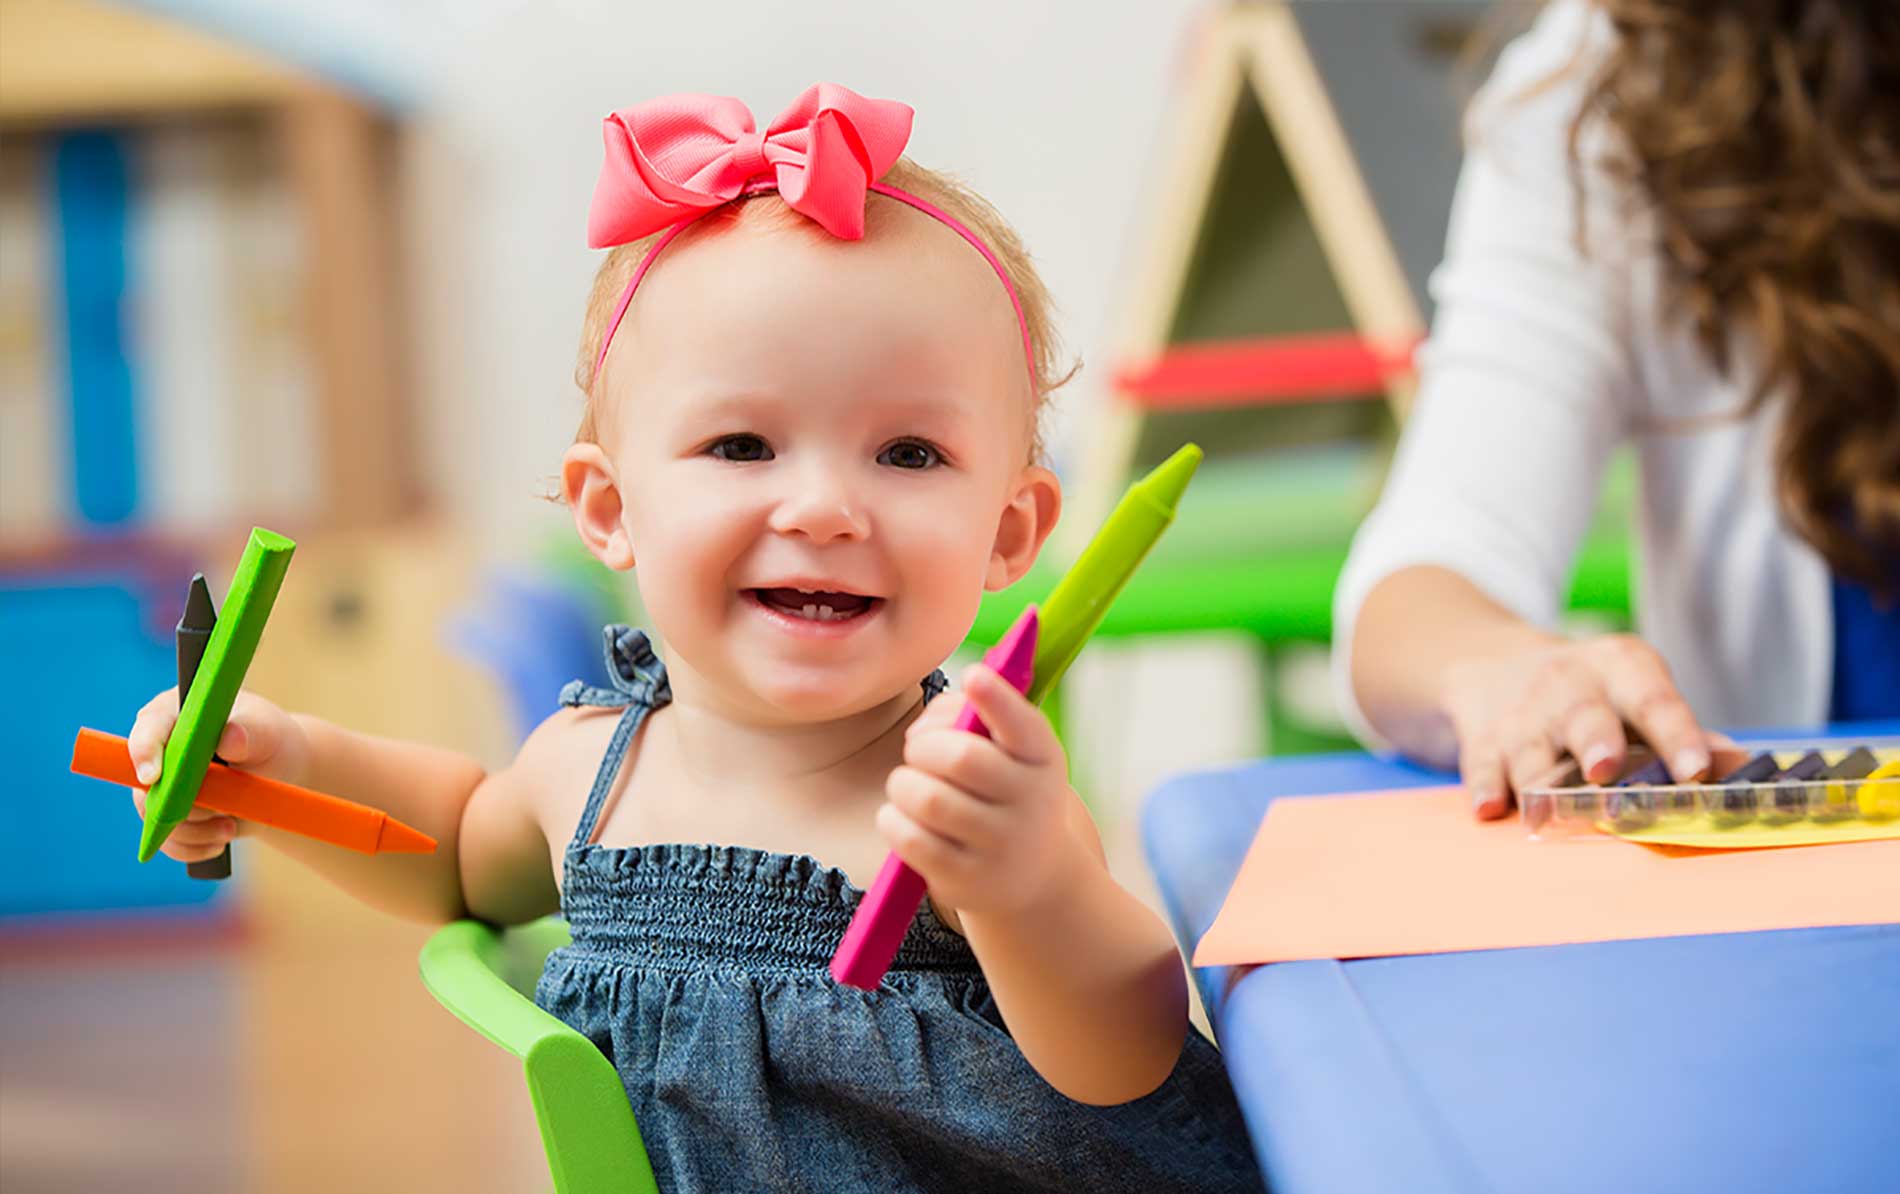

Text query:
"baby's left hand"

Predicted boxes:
[[879, 664, 1080, 918]]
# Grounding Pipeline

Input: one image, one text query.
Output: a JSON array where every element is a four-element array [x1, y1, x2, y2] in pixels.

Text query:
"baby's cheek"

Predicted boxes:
[[899, 533, 991, 634]]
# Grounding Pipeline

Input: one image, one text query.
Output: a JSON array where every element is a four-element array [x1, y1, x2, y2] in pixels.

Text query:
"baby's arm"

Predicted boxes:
[[127, 690, 561, 926], [883, 667, 1188, 1106]]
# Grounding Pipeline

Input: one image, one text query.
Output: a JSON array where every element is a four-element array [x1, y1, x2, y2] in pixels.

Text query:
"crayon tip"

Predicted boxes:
[[987, 606, 1040, 691], [376, 817, 438, 855], [249, 527, 297, 554], [181, 573, 217, 631], [1131, 443, 1202, 515], [136, 816, 170, 863]]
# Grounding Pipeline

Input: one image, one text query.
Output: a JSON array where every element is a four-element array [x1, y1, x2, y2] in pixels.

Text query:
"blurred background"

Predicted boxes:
[[1, 1, 1630, 1190]]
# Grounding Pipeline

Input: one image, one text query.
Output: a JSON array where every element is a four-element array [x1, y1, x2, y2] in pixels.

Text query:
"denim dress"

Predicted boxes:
[[535, 626, 1266, 1193]]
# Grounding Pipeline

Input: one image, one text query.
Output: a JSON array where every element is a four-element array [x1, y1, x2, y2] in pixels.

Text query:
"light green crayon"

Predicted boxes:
[[138, 527, 296, 863], [1027, 443, 1201, 704]]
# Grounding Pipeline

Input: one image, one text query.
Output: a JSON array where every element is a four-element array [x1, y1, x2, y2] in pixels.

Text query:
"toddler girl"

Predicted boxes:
[[128, 85, 1263, 1192]]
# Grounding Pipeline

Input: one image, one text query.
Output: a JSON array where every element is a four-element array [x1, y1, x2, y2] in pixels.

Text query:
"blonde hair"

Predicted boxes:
[[571, 158, 1073, 461]]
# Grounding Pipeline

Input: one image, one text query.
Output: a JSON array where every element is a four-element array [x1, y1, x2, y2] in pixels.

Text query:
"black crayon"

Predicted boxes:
[[1765, 751, 1826, 822], [1708, 752, 1779, 826], [177, 573, 230, 881], [1606, 757, 1667, 829], [1620, 757, 1672, 786]]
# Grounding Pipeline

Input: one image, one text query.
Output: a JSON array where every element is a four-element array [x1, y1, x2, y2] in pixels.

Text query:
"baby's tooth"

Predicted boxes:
[[802, 603, 818, 620], [818, 604, 835, 621]]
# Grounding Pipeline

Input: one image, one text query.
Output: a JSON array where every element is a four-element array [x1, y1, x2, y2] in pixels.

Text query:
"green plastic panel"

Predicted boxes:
[[420, 919, 659, 1194]]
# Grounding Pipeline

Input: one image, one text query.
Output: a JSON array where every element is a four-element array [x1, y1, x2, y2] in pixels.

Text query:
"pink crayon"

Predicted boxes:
[[830, 606, 1040, 990]]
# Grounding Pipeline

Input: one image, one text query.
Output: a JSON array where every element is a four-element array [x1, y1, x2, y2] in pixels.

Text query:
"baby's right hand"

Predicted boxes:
[[126, 688, 311, 863]]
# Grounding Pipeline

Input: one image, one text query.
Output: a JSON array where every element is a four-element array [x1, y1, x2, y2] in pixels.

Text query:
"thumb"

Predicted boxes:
[[215, 712, 277, 766]]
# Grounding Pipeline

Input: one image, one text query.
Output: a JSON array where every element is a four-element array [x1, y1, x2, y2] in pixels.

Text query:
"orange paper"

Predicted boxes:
[[1194, 786, 1900, 967]]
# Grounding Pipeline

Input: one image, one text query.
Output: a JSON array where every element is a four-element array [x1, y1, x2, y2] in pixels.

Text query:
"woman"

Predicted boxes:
[[1334, 0, 1899, 816]]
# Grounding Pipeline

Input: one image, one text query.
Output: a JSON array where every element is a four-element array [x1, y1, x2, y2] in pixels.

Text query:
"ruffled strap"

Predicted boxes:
[[921, 668, 949, 705], [563, 627, 669, 850], [559, 625, 672, 710]]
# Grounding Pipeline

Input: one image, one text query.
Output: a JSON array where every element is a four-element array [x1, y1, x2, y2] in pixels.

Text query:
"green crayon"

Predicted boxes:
[[1027, 443, 1201, 704], [138, 528, 296, 863]]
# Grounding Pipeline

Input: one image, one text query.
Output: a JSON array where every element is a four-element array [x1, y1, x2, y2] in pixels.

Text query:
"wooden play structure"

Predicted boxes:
[[976, 0, 1625, 756]]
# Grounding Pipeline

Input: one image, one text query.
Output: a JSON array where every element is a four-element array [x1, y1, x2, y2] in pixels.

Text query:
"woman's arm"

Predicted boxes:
[[1332, 1, 1721, 807], [1350, 565, 1561, 773]]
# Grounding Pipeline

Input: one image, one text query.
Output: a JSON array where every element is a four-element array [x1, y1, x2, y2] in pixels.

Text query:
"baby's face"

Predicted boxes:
[[587, 208, 1056, 723]]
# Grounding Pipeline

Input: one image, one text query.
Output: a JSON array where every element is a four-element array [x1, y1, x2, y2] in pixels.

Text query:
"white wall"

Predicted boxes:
[[145, 0, 1211, 552], [419, 0, 1214, 551]]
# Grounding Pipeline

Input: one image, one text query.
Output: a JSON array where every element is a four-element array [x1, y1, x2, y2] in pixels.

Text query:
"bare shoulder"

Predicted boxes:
[[515, 702, 624, 766], [509, 702, 634, 835]]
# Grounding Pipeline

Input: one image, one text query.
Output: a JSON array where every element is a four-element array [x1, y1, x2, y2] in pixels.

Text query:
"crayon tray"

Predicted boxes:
[[1522, 742, 1900, 842]]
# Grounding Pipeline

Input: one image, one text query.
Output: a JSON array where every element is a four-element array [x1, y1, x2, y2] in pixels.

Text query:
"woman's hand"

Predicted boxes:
[[1442, 633, 1728, 819], [879, 664, 1081, 917], [125, 687, 313, 862]]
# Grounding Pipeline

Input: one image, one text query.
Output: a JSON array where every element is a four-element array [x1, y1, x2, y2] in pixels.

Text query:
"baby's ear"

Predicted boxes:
[[985, 465, 1060, 590], [562, 442, 636, 571]]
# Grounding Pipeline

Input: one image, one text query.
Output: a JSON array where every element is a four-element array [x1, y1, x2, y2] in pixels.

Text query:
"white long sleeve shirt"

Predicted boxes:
[[1332, 0, 1834, 746]]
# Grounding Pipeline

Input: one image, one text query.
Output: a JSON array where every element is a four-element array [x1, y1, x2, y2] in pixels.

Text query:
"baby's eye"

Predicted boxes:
[[878, 440, 941, 470], [708, 434, 773, 462]]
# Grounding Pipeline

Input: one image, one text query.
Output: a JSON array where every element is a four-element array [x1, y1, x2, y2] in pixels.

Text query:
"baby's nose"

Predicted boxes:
[[768, 478, 868, 543]]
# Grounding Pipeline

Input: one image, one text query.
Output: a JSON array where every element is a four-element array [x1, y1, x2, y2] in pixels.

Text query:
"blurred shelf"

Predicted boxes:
[[0, 0, 418, 557], [0, 0, 319, 129]]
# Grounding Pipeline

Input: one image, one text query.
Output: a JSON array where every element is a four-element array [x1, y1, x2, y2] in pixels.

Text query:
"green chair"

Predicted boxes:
[[419, 917, 659, 1194]]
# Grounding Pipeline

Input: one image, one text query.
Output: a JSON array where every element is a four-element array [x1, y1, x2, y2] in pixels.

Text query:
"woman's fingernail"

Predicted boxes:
[[1672, 748, 1710, 781], [1470, 788, 1505, 818], [1581, 743, 1616, 781]]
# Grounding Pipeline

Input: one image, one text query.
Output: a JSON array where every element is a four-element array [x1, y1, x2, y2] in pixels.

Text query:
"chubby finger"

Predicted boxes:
[[127, 690, 181, 786], [164, 832, 237, 864], [1595, 637, 1709, 781], [214, 695, 284, 766], [956, 665, 1057, 766], [876, 801, 967, 878], [903, 726, 1021, 805], [886, 765, 1007, 847], [162, 815, 240, 851]]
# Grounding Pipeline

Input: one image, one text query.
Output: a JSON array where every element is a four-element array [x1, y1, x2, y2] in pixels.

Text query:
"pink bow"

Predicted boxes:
[[587, 84, 914, 248]]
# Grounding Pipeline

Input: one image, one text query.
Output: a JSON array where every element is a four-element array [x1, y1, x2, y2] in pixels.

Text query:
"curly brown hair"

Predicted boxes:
[[1571, 0, 1900, 595]]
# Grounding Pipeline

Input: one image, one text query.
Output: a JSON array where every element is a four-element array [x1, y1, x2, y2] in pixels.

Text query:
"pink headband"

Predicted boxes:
[[587, 84, 1034, 386]]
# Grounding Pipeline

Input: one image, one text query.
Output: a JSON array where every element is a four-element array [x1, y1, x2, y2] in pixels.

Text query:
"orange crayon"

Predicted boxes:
[[72, 728, 436, 856]]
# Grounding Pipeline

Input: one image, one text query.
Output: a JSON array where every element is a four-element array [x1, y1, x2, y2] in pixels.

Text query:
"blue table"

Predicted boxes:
[[1141, 726, 1900, 1194]]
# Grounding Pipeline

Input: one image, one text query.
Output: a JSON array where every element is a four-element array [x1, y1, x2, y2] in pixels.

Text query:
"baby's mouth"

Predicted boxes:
[[748, 587, 880, 623]]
